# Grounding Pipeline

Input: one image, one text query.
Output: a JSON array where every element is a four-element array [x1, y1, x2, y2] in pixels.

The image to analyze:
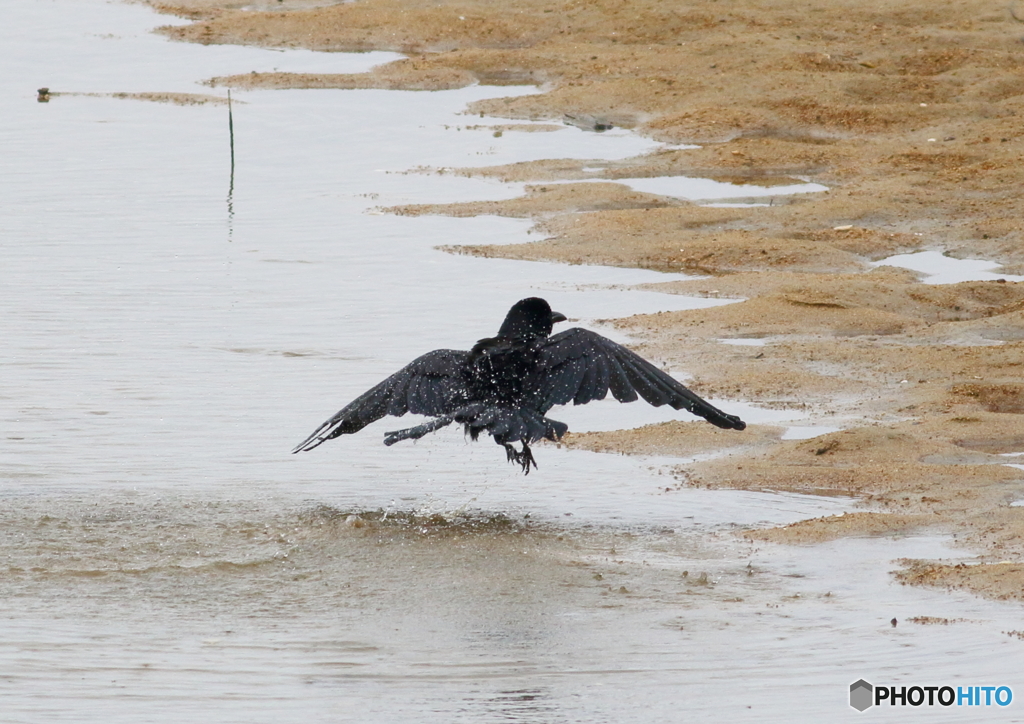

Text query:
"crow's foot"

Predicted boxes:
[[503, 442, 537, 475]]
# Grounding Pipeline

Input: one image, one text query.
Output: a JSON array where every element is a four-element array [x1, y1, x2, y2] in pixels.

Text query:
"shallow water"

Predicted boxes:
[[5, 1, 1024, 721], [599, 175, 829, 202], [873, 251, 1024, 284]]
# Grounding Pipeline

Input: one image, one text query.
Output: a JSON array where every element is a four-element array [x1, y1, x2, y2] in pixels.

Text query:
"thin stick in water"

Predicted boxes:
[[227, 89, 235, 241], [228, 89, 235, 173]]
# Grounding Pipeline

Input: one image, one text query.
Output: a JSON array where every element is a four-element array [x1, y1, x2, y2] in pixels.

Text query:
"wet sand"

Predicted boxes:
[[152, 0, 1024, 600]]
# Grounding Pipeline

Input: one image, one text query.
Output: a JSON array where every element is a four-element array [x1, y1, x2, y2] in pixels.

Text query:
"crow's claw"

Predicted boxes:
[[503, 442, 537, 475]]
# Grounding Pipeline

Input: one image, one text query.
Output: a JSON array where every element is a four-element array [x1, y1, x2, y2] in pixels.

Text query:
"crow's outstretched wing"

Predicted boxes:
[[292, 349, 472, 452], [534, 328, 746, 430]]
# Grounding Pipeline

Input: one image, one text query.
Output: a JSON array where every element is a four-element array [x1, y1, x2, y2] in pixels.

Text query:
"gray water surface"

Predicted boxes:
[[4, 2, 1024, 722]]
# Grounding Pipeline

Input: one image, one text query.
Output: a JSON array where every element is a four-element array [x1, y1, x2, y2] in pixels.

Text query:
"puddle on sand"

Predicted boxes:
[[781, 426, 843, 441], [718, 337, 768, 346], [539, 174, 827, 205], [5, 1, 1024, 721], [872, 251, 1024, 284], [610, 175, 828, 202]]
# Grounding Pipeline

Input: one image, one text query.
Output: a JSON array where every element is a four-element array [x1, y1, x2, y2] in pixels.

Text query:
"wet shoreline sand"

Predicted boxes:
[[152, 0, 1024, 601]]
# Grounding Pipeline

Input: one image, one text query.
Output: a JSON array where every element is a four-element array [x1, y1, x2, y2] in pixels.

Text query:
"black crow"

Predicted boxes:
[[293, 297, 746, 473]]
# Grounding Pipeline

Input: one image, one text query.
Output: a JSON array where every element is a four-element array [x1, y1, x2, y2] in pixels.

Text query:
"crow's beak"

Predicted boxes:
[[551, 311, 567, 324]]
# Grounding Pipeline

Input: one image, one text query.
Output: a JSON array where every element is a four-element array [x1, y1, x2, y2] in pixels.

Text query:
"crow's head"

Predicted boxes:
[[498, 297, 567, 339]]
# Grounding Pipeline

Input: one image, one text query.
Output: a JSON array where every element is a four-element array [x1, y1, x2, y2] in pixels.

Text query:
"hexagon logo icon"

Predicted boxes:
[[850, 679, 873, 711]]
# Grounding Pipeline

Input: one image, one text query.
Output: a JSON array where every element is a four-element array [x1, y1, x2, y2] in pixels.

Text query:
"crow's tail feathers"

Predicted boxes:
[[383, 404, 567, 447], [456, 406, 567, 446], [381, 405, 567, 474]]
